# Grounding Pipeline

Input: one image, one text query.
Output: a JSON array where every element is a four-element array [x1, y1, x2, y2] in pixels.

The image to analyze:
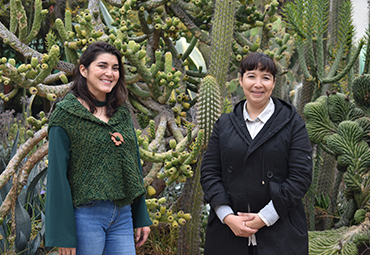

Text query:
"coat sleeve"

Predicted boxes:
[[200, 117, 232, 209], [45, 126, 77, 248], [269, 114, 313, 219]]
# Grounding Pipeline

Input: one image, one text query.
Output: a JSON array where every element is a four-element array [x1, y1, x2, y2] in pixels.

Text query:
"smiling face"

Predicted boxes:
[[239, 68, 276, 110], [79, 53, 120, 101]]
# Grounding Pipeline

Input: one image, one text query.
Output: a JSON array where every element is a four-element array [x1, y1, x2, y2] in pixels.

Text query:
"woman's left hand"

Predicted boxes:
[[238, 213, 266, 229], [135, 226, 150, 247]]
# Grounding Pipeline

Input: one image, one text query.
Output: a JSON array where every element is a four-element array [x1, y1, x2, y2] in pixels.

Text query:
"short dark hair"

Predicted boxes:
[[239, 53, 278, 79], [70, 41, 128, 117]]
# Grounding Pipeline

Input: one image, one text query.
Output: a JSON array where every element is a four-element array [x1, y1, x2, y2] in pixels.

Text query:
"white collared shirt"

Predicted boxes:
[[214, 98, 280, 245]]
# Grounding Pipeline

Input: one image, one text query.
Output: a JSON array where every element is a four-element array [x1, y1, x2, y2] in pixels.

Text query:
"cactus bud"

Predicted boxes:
[[172, 220, 179, 228], [160, 205, 167, 215], [46, 93, 57, 101], [147, 185, 156, 196], [29, 87, 38, 95], [178, 218, 186, 225], [26, 130, 34, 138], [158, 197, 166, 204], [169, 139, 177, 149]]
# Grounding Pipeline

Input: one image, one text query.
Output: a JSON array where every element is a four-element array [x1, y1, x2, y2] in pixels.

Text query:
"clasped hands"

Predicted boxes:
[[224, 212, 266, 238]]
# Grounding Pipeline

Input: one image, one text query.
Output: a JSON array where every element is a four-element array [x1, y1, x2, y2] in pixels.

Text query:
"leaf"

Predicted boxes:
[[10, 129, 19, 160], [25, 165, 47, 205], [99, 0, 115, 31], [15, 198, 31, 253]]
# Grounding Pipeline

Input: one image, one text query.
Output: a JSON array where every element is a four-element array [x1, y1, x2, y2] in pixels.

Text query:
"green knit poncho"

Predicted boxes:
[[48, 93, 146, 207]]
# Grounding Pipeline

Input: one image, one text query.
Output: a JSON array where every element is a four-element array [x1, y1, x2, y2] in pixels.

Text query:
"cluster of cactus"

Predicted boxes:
[[56, 9, 105, 64], [137, 126, 204, 186], [169, 90, 192, 125], [26, 111, 48, 133], [0, 45, 61, 102], [146, 197, 192, 228], [7, 0, 48, 45], [233, 0, 290, 61], [235, 0, 279, 31], [309, 215, 370, 255], [304, 92, 370, 227]]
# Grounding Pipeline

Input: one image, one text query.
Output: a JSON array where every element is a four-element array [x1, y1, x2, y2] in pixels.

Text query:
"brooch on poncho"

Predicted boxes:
[[110, 132, 125, 146]]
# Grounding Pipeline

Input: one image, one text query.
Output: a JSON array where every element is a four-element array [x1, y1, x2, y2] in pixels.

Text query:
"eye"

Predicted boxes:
[[113, 67, 119, 71], [98, 64, 106, 68]]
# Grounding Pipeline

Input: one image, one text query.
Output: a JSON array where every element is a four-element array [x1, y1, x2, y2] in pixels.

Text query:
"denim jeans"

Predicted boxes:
[[74, 200, 136, 255]]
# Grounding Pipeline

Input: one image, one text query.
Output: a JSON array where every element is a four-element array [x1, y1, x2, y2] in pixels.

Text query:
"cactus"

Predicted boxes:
[[196, 76, 222, 148]]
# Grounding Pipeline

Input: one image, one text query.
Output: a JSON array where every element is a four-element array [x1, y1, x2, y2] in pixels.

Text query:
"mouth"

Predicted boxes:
[[101, 79, 112, 84]]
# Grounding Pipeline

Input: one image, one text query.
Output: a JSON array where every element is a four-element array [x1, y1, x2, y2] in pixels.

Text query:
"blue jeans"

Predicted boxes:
[[74, 200, 136, 255]]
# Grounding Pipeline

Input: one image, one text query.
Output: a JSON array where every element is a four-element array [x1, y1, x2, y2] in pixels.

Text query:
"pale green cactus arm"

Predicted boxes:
[[322, 39, 364, 84], [15, 0, 27, 42], [31, 45, 60, 86], [24, 0, 45, 45], [9, 0, 17, 34], [122, 46, 160, 99], [65, 10, 73, 32]]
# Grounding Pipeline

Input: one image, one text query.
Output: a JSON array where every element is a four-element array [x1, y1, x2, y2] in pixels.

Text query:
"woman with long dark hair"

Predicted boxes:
[[45, 41, 151, 255]]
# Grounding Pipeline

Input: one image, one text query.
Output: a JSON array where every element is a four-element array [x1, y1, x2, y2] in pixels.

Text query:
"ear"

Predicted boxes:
[[79, 65, 87, 78], [239, 73, 243, 87]]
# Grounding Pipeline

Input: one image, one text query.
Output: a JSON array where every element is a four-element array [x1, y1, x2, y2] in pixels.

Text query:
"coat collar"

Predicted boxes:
[[229, 97, 295, 156], [56, 93, 128, 125]]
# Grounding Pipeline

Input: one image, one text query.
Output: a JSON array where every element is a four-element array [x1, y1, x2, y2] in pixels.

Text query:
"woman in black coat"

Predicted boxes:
[[200, 53, 312, 255]]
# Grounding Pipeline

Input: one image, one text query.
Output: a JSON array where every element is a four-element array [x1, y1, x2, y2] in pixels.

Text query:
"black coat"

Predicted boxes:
[[200, 98, 312, 255]]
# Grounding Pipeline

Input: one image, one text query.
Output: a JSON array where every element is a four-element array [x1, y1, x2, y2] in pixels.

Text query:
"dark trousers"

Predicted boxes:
[[248, 245, 258, 255]]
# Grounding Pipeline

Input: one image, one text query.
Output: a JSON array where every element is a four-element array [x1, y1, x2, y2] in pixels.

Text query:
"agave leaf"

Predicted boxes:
[[99, 0, 115, 31], [15, 230, 28, 253], [25, 164, 47, 205], [10, 129, 19, 160], [29, 231, 42, 254], [15, 198, 31, 253]]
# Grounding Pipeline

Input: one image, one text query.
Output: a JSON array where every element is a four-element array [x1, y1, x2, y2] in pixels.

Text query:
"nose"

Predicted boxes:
[[254, 77, 263, 87], [105, 68, 113, 77]]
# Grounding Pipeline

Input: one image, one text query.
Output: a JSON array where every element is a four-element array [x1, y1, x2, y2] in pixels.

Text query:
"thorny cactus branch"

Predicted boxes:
[[0, 22, 74, 74], [139, 127, 199, 162], [148, 115, 168, 152], [0, 127, 47, 190], [167, 115, 185, 141], [35, 83, 71, 99], [0, 142, 49, 222], [137, 96, 166, 113]]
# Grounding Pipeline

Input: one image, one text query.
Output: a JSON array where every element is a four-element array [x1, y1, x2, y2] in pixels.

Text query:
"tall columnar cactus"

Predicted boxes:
[[196, 75, 222, 148], [207, 0, 237, 94]]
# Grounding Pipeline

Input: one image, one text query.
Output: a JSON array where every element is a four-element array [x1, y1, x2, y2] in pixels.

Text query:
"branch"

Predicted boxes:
[[0, 21, 74, 74], [0, 142, 48, 221], [0, 127, 47, 190]]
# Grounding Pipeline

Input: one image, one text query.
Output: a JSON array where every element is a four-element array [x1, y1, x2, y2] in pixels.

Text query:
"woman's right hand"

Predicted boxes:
[[224, 214, 258, 238], [58, 247, 76, 255]]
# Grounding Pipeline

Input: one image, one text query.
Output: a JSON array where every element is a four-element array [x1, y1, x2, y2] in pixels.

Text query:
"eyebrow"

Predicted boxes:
[[245, 71, 272, 77], [97, 61, 119, 66]]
